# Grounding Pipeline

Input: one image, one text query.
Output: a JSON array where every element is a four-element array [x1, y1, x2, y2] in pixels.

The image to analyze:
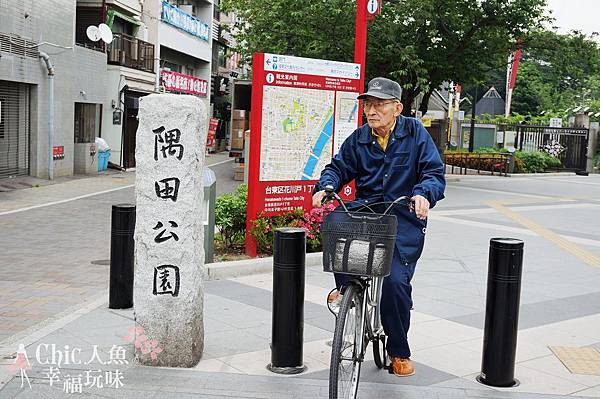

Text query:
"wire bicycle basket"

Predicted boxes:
[[321, 210, 398, 277]]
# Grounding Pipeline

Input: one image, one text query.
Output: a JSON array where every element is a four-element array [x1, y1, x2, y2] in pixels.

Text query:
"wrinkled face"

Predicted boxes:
[[363, 96, 403, 133]]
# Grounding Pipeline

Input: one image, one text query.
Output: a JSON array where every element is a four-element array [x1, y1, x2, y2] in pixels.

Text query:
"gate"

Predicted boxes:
[[501, 125, 589, 171], [0, 80, 30, 179]]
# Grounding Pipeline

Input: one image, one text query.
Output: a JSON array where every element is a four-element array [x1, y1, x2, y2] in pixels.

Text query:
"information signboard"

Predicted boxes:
[[246, 53, 362, 254], [549, 117, 562, 128]]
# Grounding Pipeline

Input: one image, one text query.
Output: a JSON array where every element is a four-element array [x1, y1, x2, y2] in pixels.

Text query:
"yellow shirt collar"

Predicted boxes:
[[371, 119, 396, 151]]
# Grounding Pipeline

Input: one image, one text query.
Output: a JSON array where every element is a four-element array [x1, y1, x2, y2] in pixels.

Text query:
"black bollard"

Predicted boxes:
[[267, 227, 306, 374], [477, 238, 524, 387], [109, 204, 136, 309]]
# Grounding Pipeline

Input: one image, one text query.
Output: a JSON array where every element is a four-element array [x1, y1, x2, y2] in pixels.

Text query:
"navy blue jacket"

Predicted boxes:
[[315, 115, 446, 263]]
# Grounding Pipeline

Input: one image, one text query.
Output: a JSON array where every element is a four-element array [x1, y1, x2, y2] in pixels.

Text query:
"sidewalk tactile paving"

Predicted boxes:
[[550, 346, 600, 376]]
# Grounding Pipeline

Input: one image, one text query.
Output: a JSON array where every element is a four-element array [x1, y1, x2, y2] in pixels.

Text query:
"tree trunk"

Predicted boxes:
[[401, 91, 416, 116], [419, 90, 434, 115]]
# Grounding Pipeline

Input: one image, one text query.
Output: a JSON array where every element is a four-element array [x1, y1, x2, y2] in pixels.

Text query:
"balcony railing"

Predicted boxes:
[[107, 33, 154, 73]]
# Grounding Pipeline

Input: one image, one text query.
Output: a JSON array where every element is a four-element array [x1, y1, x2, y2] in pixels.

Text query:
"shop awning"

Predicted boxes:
[[106, 9, 143, 29]]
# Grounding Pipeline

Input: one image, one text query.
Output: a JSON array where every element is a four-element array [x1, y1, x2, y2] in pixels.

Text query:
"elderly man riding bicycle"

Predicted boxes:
[[313, 77, 446, 378]]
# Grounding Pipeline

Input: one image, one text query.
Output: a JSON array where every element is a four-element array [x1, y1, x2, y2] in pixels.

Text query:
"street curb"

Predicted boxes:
[[206, 252, 323, 280], [446, 172, 576, 179], [510, 172, 577, 177]]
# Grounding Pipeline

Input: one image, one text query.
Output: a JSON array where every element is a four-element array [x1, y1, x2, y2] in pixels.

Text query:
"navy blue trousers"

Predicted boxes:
[[334, 247, 417, 358]]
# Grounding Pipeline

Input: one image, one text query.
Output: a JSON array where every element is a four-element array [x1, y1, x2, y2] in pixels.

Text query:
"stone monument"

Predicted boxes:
[[133, 94, 207, 367]]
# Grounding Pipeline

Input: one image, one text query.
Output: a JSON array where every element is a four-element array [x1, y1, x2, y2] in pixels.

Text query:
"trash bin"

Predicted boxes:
[[98, 150, 111, 172]]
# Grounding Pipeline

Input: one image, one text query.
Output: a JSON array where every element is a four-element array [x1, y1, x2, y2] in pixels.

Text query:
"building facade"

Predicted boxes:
[[1, 0, 107, 179], [0, 0, 217, 180]]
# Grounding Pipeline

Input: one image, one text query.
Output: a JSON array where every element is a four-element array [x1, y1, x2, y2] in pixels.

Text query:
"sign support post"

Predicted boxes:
[[354, 0, 369, 94]]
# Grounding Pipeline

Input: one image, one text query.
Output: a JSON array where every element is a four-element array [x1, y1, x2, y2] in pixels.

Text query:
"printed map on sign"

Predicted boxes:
[[333, 91, 360, 153], [260, 86, 335, 181]]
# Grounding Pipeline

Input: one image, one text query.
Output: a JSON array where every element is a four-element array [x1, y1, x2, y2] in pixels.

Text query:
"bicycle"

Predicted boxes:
[[321, 185, 411, 399]]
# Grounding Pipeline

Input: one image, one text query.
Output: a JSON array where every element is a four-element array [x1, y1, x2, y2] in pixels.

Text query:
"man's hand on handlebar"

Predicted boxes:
[[312, 190, 328, 208], [411, 195, 430, 220], [313, 185, 336, 208]]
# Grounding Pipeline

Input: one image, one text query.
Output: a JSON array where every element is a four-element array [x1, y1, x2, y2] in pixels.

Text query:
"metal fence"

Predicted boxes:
[[497, 125, 589, 171], [444, 152, 511, 176]]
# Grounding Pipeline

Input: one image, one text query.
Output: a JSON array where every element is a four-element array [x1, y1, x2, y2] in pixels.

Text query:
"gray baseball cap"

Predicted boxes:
[[357, 77, 402, 100]]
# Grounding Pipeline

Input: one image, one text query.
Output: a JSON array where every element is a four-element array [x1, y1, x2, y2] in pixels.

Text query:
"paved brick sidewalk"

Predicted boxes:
[[0, 152, 237, 343]]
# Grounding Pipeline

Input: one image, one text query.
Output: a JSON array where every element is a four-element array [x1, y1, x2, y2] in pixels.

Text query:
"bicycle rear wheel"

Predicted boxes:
[[329, 284, 365, 399]]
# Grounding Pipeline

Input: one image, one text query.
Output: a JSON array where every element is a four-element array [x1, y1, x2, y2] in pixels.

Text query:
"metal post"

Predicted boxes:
[[203, 168, 216, 263], [477, 238, 524, 387], [109, 204, 136, 309], [268, 227, 306, 374], [469, 86, 477, 153], [518, 124, 524, 151], [588, 122, 599, 173]]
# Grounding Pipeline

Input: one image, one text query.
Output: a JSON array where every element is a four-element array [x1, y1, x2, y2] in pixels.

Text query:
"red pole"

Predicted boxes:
[[245, 53, 266, 257], [354, 0, 369, 95]]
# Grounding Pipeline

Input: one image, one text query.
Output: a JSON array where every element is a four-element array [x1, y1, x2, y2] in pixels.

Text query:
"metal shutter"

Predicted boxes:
[[0, 80, 30, 178]]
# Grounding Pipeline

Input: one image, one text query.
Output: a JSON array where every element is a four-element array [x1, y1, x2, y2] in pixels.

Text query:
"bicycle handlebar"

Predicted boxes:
[[322, 185, 412, 216]]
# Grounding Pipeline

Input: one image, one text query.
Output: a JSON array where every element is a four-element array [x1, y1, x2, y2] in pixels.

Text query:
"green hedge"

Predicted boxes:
[[215, 184, 247, 247]]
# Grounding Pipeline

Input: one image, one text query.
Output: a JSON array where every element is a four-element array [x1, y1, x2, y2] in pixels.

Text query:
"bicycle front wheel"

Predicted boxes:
[[373, 334, 387, 369], [329, 284, 365, 399]]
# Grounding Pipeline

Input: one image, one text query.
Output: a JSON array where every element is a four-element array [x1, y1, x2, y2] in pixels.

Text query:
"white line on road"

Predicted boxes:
[[207, 158, 235, 167], [0, 185, 135, 217], [448, 185, 554, 199], [431, 214, 600, 247], [433, 202, 600, 217], [551, 178, 600, 187]]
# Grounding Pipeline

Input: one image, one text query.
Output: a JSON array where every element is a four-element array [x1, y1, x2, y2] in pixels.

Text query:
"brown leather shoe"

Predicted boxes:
[[389, 357, 415, 377], [327, 290, 340, 303]]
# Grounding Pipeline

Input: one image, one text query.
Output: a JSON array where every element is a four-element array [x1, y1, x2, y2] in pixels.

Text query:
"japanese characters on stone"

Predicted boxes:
[[152, 125, 185, 297]]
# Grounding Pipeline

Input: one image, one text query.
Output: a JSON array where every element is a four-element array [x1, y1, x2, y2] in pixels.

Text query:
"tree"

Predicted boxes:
[[223, 0, 548, 115], [221, 0, 355, 65], [368, 0, 548, 114], [510, 62, 554, 115], [510, 30, 600, 114]]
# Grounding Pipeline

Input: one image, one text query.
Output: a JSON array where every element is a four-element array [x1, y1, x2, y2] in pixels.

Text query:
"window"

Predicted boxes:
[[162, 60, 182, 73], [213, 0, 220, 20], [75, 7, 104, 51], [218, 44, 227, 68], [74, 103, 102, 143], [112, 17, 134, 36]]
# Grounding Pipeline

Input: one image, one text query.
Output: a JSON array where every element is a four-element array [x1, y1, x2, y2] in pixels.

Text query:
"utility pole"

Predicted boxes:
[[469, 85, 477, 153]]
